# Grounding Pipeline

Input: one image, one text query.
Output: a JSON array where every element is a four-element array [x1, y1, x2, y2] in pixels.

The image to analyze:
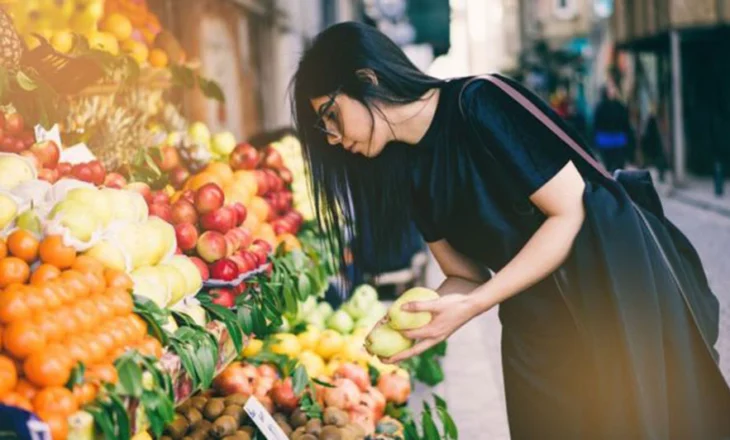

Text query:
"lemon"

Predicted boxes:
[[50, 30, 74, 54], [270, 333, 301, 358], [88, 31, 119, 55], [242, 338, 263, 358], [100, 13, 133, 42], [298, 350, 326, 378], [121, 39, 149, 65], [297, 328, 321, 352], [315, 329, 345, 361]]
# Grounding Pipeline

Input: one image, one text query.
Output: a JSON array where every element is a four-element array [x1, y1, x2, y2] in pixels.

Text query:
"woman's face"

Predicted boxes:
[[310, 93, 391, 157]]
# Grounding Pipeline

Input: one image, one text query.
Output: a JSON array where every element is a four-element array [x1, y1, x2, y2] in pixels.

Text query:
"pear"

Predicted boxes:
[[0, 193, 18, 230], [388, 287, 440, 331], [16, 209, 43, 237], [0, 154, 36, 189], [365, 324, 413, 358], [49, 199, 100, 242], [65, 187, 112, 227], [167, 255, 203, 297]]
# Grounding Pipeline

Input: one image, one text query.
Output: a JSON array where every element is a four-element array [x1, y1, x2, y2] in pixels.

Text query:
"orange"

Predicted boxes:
[[6, 230, 40, 263], [105, 326, 130, 352], [104, 268, 133, 291], [148, 48, 169, 68], [34, 312, 65, 344], [185, 172, 223, 191], [31, 264, 61, 285], [54, 307, 81, 339], [83, 336, 106, 365], [21, 286, 45, 313], [100, 13, 133, 41], [72, 299, 99, 333], [89, 294, 114, 322], [137, 336, 163, 359], [1, 392, 31, 411], [0, 239, 6, 259], [73, 382, 97, 406], [0, 288, 31, 323], [127, 315, 148, 342], [93, 331, 115, 357], [37, 412, 68, 440], [85, 363, 118, 385], [33, 386, 78, 417], [60, 270, 90, 298], [78, 270, 105, 296], [14, 378, 37, 401], [106, 287, 133, 316], [51, 281, 76, 305], [65, 335, 91, 365], [0, 257, 30, 287], [24, 351, 72, 387], [37, 284, 62, 310], [4, 320, 46, 359], [0, 355, 17, 396], [72, 255, 105, 277], [39, 236, 76, 269], [233, 170, 258, 195], [0, 326, 3, 351], [204, 162, 234, 185], [249, 196, 271, 223]]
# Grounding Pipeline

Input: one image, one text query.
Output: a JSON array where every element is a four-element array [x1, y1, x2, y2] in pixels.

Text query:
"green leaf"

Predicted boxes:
[[170, 64, 196, 88], [311, 377, 335, 388], [114, 355, 144, 398], [203, 302, 244, 353], [404, 420, 422, 440], [291, 365, 309, 396], [86, 404, 117, 440], [16, 71, 37, 91], [108, 392, 131, 440], [65, 362, 86, 389], [425, 341, 448, 358], [416, 357, 444, 387], [198, 76, 225, 102], [368, 363, 381, 386], [421, 402, 440, 440], [283, 280, 297, 316], [297, 273, 312, 301]]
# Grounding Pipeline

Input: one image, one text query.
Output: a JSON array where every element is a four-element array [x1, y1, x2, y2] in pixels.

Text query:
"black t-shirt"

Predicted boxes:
[[410, 75, 579, 271]]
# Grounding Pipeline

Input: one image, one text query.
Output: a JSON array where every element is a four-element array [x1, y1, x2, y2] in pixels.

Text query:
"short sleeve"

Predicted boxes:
[[460, 76, 572, 196], [410, 195, 443, 243]]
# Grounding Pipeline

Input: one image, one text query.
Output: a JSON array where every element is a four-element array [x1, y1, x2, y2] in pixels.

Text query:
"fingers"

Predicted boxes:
[[383, 338, 442, 364], [400, 323, 438, 340], [401, 298, 440, 313]]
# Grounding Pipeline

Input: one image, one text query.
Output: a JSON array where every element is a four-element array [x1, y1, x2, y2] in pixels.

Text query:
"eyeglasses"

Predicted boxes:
[[313, 89, 342, 140]]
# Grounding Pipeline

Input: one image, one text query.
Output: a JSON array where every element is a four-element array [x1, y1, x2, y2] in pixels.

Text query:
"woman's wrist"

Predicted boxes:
[[466, 284, 498, 316]]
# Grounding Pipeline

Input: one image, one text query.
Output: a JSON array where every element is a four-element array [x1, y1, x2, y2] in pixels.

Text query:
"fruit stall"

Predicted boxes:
[[0, 2, 457, 440]]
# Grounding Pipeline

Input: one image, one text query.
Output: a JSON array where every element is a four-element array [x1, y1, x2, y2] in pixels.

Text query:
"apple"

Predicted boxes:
[[266, 170, 284, 192], [189, 256, 209, 281], [214, 362, 253, 395], [169, 166, 190, 189], [87, 160, 106, 186], [254, 170, 269, 195], [240, 250, 259, 272], [229, 143, 260, 170], [20, 131, 35, 148], [248, 246, 268, 266], [388, 287, 439, 330], [71, 163, 94, 183], [29, 140, 60, 168], [174, 223, 199, 251], [211, 287, 235, 308], [224, 229, 242, 252], [194, 183, 224, 214], [211, 131, 237, 156], [126, 182, 153, 204], [57, 163, 72, 177], [231, 202, 247, 225], [180, 189, 195, 204], [196, 230, 227, 263], [365, 324, 413, 358], [228, 254, 248, 273], [278, 168, 293, 184], [37, 167, 59, 183], [19, 150, 40, 169], [103, 172, 127, 188], [170, 199, 197, 225], [233, 282, 247, 296], [264, 147, 285, 170], [148, 191, 168, 206], [200, 206, 236, 233], [271, 378, 299, 412], [209, 258, 238, 281], [154, 145, 180, 172], [4, 113, 23, 135], [326, 310, 354, 334], [237, 227, 253, 249], [272, 221, 288, 236], [148, 203, 172, 222]]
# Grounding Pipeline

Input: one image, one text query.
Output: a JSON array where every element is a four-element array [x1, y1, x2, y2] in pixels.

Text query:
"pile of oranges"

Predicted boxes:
[[0, 231, 164, 439]]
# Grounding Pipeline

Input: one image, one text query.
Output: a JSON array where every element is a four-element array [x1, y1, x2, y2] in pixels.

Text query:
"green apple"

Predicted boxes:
[[305, 313, 326, 331], [388, 287, 440, 330], [316, 301, 334, 319], [211, 131, 236, 156], [49, 199, 100, 242], [326, 309, 354, 334], [0, 193, 18, 230], [188, 121, 211, 145], [297, 295, 318, 321], [365, 324, 413, 358]]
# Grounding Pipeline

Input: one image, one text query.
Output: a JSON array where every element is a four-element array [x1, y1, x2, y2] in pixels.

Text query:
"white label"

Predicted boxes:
[[34, 124, 62, 146], [243, 395, 289, 440], [59, 143, 96, 165]]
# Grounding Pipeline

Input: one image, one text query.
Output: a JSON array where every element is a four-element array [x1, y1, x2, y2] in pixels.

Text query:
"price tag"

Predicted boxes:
[[59, 143, 96, 165], [33, 124, 62, 146], [243, 395, 289, 440]]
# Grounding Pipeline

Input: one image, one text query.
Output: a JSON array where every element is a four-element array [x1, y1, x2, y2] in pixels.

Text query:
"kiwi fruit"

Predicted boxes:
[[291, 408, 309, 428], [323, 408, 348, 428], [299, 435, 319, 440], [222, 405, 245, 426], [186, 429, 209, 440], [190, 396, 208, 411], [222, 432, 251, 440], [191, 418, 212, 433], [212, 415, 238, 438], [160, 437, 173, 440], [306, 418, 322, 436], [164, 414, 190, 440], [319, 425, 343, 440], [291, 426, 307, 439], [181, 407, 203, 426], [240, 426, 255, 435], [203, 398, 226, 420], [224, 393, 249, 406]]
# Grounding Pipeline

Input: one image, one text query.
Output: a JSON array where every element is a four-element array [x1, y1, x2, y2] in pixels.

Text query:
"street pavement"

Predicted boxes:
[[409, 196, 730, 439]]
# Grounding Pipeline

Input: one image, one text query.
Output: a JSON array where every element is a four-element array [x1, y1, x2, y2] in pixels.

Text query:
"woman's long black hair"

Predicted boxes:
[[291, 22, 445, 288]]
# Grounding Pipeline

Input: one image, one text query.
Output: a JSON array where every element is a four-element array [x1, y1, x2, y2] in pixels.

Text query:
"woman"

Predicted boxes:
[[292, 22, 730, 438]]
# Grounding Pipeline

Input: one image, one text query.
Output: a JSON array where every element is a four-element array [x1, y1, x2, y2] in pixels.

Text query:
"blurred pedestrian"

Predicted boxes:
[[592, 85, 634, 172], [640, 104, 669, 182]]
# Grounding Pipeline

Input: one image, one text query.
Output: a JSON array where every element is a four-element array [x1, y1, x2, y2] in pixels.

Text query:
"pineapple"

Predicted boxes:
[[0, 7, 23, 72]]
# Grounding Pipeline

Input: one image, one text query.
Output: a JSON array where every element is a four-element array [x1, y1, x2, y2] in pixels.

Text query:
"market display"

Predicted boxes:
[[0, 2, 458, 440]]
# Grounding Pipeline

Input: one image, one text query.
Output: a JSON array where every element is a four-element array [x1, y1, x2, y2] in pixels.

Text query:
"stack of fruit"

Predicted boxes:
[[269, 134, 315, 221], [0, 233, 161, 439]]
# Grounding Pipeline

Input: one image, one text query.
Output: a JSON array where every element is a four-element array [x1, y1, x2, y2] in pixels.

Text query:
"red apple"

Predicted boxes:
[[154, 145, 180, 172], [228, 254, 248, 273], [20, 131, 35, 148], [87, 160, 106, 186], [71, 163, 94, 183], [103, 172, 127, 188], [233, 282, 247, 296], [126, 182, 153, 204], [264, 147, 285, 170], [210, 288, 235, 308], [181, 189, 195, 204], [231, 202, 247, 225], [237, 227, 253, 249], [19, 150, 40, 169], [29, 140, 60, 168], [4, 113, 23, 135], [254, 170, 269, 196], [150, 190, 170, 206], [170, 199, 198, 225], [174, 223, 199, 251], [252, 239, 272, 254], [57, 163, 72, 177], [169, 166, 190, 190], [272, 221, 288, 236], [229, 143, 260, 170], [194, 183, 225, 214], [196, 230, 227, 263], [278, 168, 293, 185], [200, 206, 236, 233], [209, 258, 238, 281], [266, 170, 284, 192], [240, 250, 259, 272], [189, 256, 209, 281], [224, 230, 242, 254], [37, 168, 59, 184], [148, 203, 172, 222]]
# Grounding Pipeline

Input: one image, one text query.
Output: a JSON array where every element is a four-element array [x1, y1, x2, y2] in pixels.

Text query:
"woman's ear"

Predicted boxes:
[[355, 68, 379, 86]]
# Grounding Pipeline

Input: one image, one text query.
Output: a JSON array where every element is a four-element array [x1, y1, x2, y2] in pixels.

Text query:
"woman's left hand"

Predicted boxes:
[[381, 293, 484, 364]]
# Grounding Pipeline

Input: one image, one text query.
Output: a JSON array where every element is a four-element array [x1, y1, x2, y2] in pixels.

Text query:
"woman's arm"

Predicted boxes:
[[427, 239, 491, 294]]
